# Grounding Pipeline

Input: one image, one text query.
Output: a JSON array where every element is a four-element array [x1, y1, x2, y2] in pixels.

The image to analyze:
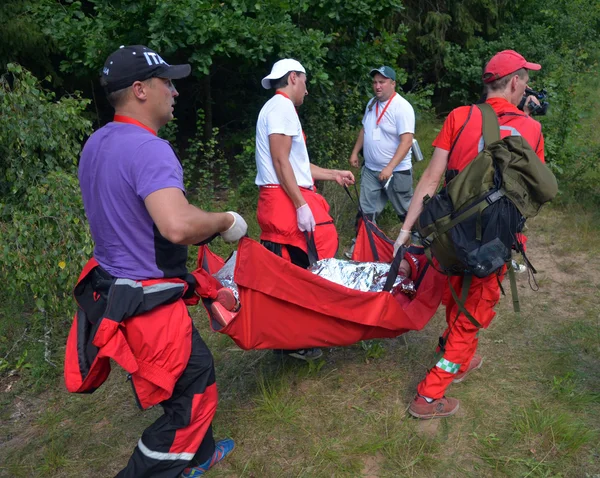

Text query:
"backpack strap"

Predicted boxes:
[[434, 273, 478, 364], [447, 274, 481, 328], [506, 261, 521, 315], [447, 105, 475, 164], [476, 103, 501, 146]]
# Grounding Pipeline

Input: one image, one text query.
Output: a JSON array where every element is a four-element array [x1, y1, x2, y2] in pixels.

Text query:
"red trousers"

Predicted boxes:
[[417, 268, 505, 399]]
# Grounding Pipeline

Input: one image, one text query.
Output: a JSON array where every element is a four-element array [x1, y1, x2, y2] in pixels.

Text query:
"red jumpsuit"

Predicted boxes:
[[257, 185, 338, 263], [417, 97, 545, 399]]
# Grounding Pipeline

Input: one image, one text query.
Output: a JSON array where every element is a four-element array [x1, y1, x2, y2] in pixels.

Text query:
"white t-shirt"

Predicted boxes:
[[362, 93, 415, 172], [255, 94, 313, 188]]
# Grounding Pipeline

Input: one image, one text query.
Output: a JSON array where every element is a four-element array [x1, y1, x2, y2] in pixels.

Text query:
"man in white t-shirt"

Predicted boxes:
[[349, 66, 415, 225], [255, 58, 354, 361]]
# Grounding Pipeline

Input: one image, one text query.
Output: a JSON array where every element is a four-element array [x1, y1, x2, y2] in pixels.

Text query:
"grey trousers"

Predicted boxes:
[[359, 166, 414, 221]]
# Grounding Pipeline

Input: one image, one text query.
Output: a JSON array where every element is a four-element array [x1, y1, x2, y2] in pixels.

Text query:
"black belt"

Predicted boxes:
[[394, 169, 412, 176]]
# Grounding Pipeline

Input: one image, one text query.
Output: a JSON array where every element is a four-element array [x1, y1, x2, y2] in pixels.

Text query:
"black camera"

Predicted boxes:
[[518, 87, 549, 115]]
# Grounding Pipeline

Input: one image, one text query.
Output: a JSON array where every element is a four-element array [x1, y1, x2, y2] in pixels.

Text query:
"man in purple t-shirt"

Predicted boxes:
[[77, 45, 245, 478]]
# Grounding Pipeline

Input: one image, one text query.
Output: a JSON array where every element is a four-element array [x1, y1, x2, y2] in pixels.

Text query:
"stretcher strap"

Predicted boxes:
[[433, 273, 478, 365], [303, 231, 319, 266], [507, 261, 521, 314], [383, 245, 406, 292], [448, 274, 481, 328]]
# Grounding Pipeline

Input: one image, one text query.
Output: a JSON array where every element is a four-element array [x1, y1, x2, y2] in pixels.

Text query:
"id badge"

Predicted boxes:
[[372, 127, 381, 141]]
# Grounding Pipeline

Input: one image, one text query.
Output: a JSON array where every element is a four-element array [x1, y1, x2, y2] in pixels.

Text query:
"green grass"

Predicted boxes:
[[1, 210, 599, 478]]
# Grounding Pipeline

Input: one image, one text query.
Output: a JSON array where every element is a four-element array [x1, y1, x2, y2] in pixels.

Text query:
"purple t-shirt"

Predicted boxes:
[[79, 122, 187, 279]]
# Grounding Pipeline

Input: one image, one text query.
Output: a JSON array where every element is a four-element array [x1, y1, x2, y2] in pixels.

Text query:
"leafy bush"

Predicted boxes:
[[0, 63, 91, 205], [0, 64, 92, 377]]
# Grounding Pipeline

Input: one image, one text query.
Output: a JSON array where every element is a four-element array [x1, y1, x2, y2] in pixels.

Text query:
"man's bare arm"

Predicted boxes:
[[145, 188, 234, 245], [349, 128, 365, 168]]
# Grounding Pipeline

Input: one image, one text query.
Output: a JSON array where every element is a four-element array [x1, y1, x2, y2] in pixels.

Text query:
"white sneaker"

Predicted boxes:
[[344, 239, 356, 259], [279, 348, 323, 361]]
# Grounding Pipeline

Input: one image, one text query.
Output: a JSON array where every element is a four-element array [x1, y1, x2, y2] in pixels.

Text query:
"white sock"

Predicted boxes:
[[419, 394, 434, 403]]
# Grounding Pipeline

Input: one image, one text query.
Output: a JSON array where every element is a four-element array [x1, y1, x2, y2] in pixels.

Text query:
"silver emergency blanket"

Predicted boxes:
[[308, 258, 414, 294], [213, 251, 239, 299], [213, 252, 416, 298]]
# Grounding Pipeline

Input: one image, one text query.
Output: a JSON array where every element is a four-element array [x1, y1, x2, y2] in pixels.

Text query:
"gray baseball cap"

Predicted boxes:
[[369, 65, 396, 81]]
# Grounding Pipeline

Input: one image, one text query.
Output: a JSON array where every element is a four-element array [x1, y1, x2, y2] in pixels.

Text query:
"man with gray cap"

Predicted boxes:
[[255, 58, 354, 361], [71, 45, 245, 477], [349, 65, 416, 228]]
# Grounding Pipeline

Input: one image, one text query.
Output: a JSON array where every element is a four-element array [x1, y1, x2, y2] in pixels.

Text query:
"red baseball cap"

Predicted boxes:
[[482, 50, 541, 83]]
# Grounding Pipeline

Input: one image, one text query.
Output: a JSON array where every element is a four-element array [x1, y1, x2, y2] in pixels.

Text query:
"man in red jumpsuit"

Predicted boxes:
[[393, 50, 545, 419]]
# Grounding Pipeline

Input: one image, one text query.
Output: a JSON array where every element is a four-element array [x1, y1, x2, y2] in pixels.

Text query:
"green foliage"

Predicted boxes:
[[0, 1, 58, 79], [182, 113, 231, 208], [0, 64, 91, 205], [0, 170, 93, 370], [30, 0, 412, 191], [0, 64, 93, 376]]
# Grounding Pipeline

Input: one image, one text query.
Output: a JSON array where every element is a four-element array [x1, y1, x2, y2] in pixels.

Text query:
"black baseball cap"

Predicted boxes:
[[100, 45, 191, 93]]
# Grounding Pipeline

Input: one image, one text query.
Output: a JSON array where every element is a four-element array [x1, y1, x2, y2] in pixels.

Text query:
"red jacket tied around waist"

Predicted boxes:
[[64, 258, 222, 410]]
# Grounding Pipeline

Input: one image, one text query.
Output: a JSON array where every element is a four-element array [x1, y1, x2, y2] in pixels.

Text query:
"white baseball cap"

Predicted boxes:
[[261, 59, 306, 89]]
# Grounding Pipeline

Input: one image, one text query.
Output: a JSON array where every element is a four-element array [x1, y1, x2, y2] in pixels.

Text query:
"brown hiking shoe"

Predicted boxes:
[[408, 395, 460, 419], [453, 354, 483, 383]]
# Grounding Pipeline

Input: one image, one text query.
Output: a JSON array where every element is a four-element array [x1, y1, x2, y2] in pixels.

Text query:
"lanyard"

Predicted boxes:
[[113, 114, 157, 136], [375, 92, 396, 127], [275, 91, 307, 143]]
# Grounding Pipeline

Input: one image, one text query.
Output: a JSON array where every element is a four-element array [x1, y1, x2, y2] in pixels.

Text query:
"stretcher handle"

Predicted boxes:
[[304, 231, 319, 266], [383, 245, 406, 292], [343, 183, 364, 215]]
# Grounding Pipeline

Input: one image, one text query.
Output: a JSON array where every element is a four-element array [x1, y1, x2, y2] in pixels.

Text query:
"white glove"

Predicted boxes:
[[296, 203, 315, 232], [393, 229, 412, 256], [221, 212, 248, 242]]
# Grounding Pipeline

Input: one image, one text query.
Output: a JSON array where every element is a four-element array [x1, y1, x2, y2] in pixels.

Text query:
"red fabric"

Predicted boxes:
[[169, 382, 218, 454], [483, 50, 541, 83], [257, 186, 338, 259], [516, 233, 528, 252], [113, 114, 157, 135], [65, 300, 193, 409], [433, 98, 545, 165], [351, 217, 394, 263], [418, 268, 505, 399], [184, 268, 223, 306], [198, 237, 445, 350], [64, 258, 224, 409]]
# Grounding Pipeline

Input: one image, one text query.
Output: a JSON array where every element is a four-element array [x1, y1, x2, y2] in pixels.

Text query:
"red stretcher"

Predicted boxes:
[[351, 216, 395, 263], [197, 237, 444, 350]]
